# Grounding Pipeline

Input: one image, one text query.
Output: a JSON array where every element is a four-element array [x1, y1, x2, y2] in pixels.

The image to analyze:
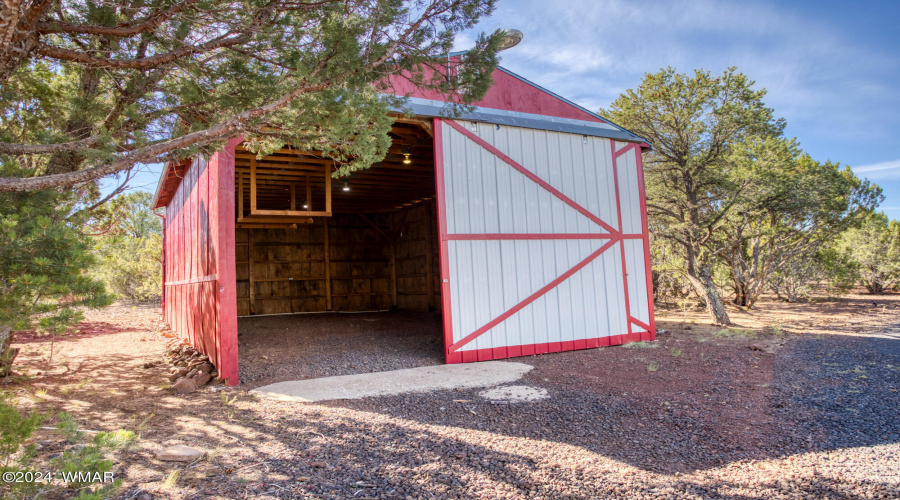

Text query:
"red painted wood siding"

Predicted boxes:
[[163, 140, 239, 385], [387, 66, 605, 123]]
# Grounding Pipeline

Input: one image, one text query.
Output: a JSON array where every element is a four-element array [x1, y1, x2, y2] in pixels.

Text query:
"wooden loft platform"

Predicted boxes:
[[234, 121, 435, 227]]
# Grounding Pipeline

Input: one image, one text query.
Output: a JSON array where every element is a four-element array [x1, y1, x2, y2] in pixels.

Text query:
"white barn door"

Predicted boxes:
[[433, 118, 655, 363]]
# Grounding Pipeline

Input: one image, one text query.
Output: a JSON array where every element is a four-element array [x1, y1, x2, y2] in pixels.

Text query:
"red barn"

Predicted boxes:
[[152, 65, 655, 385]]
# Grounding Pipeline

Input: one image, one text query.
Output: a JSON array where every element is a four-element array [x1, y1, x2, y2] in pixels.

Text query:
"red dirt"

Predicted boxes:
[[0, 292, 897, 498]]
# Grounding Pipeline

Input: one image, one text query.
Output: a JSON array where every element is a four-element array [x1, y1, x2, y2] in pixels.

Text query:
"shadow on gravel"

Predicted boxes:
[[320, 331, 900, 479], [770, 335, 900, 452], [132, 391, 899, 499]]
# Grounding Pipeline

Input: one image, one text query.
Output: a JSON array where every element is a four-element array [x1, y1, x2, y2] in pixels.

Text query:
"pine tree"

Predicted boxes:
[[0, 185, 112, 375]]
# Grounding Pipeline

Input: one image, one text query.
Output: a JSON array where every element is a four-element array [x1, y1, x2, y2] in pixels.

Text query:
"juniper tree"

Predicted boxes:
[[0, 0, 500, 372], [840, 213, 900, 294], [602, 68, 785, 325], [0, 184, 112, 375], [0, 0, 503, 191], [603, 68, 882, 322]]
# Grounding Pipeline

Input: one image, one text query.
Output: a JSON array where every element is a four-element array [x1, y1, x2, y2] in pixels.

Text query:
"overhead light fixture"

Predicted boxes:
[[401, 147, 412, 164], [498, 29, 524, 51], [342, 180, 350, 192], [302, 203, 309, 209]]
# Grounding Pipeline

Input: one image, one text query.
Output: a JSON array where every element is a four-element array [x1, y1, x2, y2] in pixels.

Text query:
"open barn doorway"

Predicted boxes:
[[232, 119, 444, 386]]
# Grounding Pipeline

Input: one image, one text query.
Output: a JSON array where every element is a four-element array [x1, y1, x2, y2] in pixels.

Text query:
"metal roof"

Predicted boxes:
[[396, 96, 643, 142]]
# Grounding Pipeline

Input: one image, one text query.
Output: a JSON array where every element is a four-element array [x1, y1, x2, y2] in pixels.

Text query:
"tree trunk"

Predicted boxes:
[[687, 263, 733, 325], [0, 326, 19, 377]]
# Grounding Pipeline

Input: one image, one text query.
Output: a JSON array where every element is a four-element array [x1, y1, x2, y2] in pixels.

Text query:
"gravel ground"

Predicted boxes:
[[237, 312, 443, 387], [8, 298, 900, 499]]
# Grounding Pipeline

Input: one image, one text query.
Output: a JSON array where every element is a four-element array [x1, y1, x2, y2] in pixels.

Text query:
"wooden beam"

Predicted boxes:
[[425, 201, 435, 310], [250, 157, 257, 212], [358, 213, 392, 242], [235, 223, 298, 229], [238, 171, 244, 218], [390, 114, 434, 137], [305, 175, 311, 211], [323, 218, 332, 311], [290, 183, 295, 211], [250, 209, 331, 217], [390, 242, 397, 307], [325, 166, 332, 214], [238, 215, 315, 224], [248, 229, 255, 314]]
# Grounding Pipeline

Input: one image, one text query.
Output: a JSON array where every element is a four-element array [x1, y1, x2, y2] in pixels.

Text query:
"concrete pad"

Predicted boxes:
[[251, 361, 533, 402], [479, 385, 549, 403]]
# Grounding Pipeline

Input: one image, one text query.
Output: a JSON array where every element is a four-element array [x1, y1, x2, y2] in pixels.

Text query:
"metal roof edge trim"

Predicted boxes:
[[396, 97, 643, 142]]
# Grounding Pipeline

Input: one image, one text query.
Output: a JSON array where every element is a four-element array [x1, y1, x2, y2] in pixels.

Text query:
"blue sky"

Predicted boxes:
[[120, 0, 900, 220], [451, 0, 900, 220]]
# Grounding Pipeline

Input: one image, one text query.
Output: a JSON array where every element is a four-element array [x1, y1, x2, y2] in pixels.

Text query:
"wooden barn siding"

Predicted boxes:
[[235, 203, 439, 314], [163, 140, 239, 384], [392, 202, 441, 312]]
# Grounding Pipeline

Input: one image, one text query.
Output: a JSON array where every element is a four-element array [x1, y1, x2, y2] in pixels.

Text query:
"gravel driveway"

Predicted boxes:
[[185, 321, 898, 499], [12, 302, 900, 499]]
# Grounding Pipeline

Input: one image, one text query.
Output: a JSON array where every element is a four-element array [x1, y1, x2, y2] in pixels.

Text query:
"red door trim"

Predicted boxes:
[[633, 147, 657, 340], [630, 317, 653, 332], [614, 143, 636, 159], [445, 233, 648, 241], [443, 119, 620, 236], [448, 239, 618, 352], [433, 119, 457, 362], [610, 141, 634, 338]]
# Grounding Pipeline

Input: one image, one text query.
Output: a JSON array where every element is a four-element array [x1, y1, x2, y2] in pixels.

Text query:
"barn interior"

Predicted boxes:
[[233, 118, 444, 382]]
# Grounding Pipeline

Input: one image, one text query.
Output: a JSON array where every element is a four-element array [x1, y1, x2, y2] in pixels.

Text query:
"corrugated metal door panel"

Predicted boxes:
[[448, 239, 599, 349], [457, 244, 628, 351], [616, 149, 643, 234], [442, 124, 606, 234], [623, 238, 650, 326], [435, 119, 654, 363], [498, 126, 620, 233]]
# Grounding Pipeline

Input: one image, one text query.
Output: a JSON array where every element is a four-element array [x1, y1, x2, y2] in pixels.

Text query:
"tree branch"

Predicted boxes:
[[36, 33, 247, 69], [0, 79, 332, 191], [37, 0, 199, 37]]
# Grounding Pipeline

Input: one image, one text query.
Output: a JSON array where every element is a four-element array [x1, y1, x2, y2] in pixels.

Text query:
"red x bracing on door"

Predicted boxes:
[[434, 118, 656, 363]]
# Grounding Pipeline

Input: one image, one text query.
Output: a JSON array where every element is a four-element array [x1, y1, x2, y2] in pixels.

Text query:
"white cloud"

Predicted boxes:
[[469, 0, 900, 143], [852, 159, 900, 180]]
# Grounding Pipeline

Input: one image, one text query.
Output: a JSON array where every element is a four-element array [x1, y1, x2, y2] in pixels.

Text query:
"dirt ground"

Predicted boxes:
[[2, 292, 899, 499]]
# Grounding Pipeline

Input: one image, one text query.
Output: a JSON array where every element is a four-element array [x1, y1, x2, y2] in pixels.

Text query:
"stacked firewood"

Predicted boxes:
[[164, 342, 218, 394]]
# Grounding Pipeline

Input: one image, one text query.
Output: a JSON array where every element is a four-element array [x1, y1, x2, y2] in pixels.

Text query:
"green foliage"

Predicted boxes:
[[0, 183, 112, 333], [601, 67, 785, 324], [0, 393, 134, 499], [52, 413, 135, 496], [769, 247, 857, 302], [0, 0, 503, 189], [602, 67, 883, 318], [0, 392, 42, 471], [839, 213, 900, 293], [719, 140, 881, 307], [92, 192, 162, 301]]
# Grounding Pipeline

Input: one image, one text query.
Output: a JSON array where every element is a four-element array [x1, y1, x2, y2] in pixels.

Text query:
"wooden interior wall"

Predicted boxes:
[[392, 201, 440, 312], [235, 202, 439, 315]]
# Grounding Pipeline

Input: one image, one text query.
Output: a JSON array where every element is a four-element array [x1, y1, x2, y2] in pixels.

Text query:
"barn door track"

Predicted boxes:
[[250, 361, 533, 402]]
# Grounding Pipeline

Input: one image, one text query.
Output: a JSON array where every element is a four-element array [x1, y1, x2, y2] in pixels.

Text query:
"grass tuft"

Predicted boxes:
[[623, 341, 660, 349]]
